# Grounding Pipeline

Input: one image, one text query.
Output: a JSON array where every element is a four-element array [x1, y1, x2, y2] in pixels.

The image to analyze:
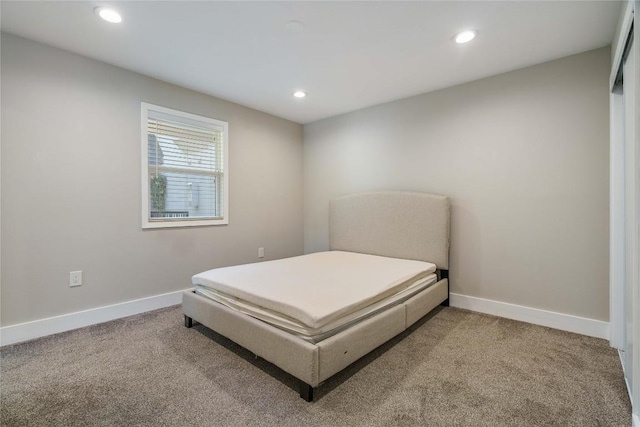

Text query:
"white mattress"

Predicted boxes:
[[195, 274, 436, 342], [192, 251, 437, 340]]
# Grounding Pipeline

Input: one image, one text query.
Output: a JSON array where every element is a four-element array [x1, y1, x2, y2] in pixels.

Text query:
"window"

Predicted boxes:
[[141, 103, 228, 228]]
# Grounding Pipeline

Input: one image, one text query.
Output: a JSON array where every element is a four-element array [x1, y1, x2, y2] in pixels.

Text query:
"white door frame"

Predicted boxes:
[[611, 86, 626, 350], [610, 0, 634, 351], [633, 1, 640, 418]]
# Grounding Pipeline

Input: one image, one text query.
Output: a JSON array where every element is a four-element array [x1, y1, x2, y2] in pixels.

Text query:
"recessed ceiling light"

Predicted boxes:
[[95, 7, 122, 24], [454, 30, 477, 44], [293, 91, 307, 98]]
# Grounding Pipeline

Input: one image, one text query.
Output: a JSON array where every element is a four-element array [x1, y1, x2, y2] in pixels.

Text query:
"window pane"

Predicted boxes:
[[149, 172, 221, 220], [147, 118, 222, 221]]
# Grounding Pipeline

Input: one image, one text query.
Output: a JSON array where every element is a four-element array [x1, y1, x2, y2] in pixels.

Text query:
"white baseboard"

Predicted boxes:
[[0, 288, 192, 347], [0, 290, 611, 346], [633, 413, 640, 427], [449, 293, 609, 340]]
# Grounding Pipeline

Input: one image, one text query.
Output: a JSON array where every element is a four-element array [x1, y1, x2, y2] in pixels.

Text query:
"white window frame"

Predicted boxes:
[[141, 102, 229, 229]]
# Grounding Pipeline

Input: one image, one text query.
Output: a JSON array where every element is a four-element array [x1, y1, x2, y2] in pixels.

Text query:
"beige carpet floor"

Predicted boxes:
[[0, 306, 631, 426]]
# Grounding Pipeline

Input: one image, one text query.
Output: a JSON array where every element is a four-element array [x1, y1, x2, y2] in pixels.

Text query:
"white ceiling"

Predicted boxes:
[[1, 1, 621, 124]]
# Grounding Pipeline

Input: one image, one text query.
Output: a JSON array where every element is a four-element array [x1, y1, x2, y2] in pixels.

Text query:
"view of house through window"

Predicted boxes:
[[142, 103, 229, 228]]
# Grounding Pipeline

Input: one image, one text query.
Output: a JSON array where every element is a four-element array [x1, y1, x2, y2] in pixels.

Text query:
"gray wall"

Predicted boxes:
[[304, 47, 610, 321], [1, 34, 304, 326]]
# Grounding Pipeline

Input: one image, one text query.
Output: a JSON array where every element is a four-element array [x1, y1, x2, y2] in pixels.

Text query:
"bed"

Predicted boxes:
[[182, 191, 450, 401]]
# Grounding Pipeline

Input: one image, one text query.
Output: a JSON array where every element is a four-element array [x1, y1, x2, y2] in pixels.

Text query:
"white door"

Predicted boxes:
[[623, 34, 640, 416], [623, 37, 638, 403]]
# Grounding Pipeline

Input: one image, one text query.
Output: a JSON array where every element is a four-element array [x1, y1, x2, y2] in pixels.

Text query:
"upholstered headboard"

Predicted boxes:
[[329, 191, 450, 269]]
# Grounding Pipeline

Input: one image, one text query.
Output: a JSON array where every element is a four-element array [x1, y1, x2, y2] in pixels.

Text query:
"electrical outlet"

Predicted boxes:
[[258, 247, 265, 258], [69, 271, 82, 287]]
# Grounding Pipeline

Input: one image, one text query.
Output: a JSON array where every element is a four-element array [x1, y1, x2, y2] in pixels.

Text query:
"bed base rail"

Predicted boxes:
[[183, 277, 448, 402]]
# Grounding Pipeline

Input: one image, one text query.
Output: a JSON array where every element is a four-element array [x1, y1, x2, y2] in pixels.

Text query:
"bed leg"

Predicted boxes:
[[184, 315, 193, 328], [439, 269, 449, 307], [299, 381, 314, 402]]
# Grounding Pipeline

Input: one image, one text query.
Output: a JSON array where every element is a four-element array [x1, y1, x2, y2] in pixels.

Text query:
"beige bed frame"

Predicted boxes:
[[182, 191, 450, 401]]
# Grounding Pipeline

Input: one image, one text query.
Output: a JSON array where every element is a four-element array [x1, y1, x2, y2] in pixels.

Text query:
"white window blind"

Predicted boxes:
[[141, 103, 228, 228]]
